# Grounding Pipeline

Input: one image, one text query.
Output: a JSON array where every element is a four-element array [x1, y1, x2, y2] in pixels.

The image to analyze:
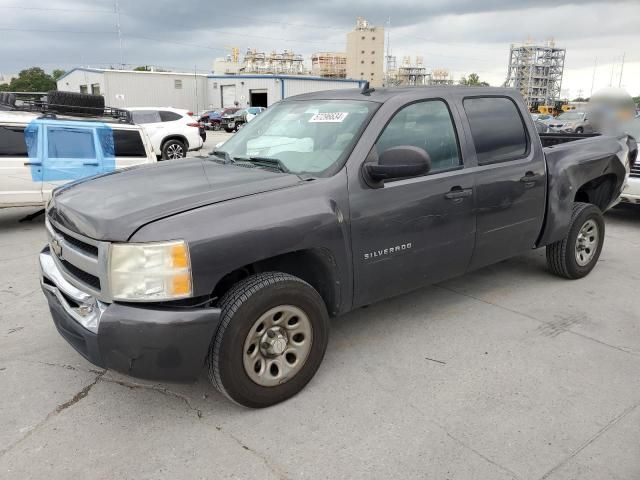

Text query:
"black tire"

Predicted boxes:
[[161, 139, 186, 160], [224, 127, 234, 133], [546, 202, 605, 279], [208, 272, 329, 408], [575, 127, 584, 134]]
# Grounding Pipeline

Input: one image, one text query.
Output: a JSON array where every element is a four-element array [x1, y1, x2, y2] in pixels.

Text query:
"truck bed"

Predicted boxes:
[[539, 132, 600, 148]]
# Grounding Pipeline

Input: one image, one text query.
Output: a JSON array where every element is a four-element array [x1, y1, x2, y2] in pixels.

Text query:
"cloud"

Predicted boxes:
[[0, 0, 638, 96]]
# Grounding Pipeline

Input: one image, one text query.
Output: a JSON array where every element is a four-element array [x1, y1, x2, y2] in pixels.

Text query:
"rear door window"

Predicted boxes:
[[463, 97, 528, 164], [113, 130, 147, 157], [98, 129, 147, 157], [47, 127, 96, 159], [0, 125, 28, 157], [159, 111, 182, 122], [131, 110, 161, 124]]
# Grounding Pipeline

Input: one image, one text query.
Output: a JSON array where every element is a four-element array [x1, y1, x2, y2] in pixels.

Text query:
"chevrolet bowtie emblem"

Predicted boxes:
[[51, 237, 62, 257]]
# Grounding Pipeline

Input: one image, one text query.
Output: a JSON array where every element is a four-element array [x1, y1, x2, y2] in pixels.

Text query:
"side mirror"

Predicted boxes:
[[365, 146, 431, 182]]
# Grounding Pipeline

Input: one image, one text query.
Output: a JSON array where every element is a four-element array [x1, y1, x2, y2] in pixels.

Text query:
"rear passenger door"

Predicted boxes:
[[102, 129, 152, 169], [460, 96, 546, 270], [0, 123, 42, 206]]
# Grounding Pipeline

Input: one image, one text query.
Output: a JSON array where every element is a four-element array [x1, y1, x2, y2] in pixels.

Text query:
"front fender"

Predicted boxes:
[[130, 172, 353, 313]]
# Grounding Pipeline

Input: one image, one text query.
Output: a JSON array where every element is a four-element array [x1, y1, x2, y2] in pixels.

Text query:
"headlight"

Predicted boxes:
[[109, 240, 192, 301]]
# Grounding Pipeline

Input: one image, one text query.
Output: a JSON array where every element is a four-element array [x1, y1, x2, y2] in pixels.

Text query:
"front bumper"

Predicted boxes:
[[40, 247, 221, 380]]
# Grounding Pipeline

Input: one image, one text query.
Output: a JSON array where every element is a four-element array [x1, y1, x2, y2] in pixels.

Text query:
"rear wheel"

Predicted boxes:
[[208, 272, 329, 408], [546, 202, 604, 279], [161, 139, 186, 160], [576, 127, 584, 134]]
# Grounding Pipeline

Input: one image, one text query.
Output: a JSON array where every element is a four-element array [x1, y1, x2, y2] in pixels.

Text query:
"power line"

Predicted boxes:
[[0, 26, 117, 34], [0, 6, 114, 13]]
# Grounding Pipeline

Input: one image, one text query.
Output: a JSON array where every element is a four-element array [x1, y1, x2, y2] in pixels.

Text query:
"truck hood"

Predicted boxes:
[[47, 158, 303, 241]]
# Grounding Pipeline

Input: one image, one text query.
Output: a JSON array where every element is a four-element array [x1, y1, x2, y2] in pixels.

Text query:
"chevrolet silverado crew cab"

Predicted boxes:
[[40, 87, 636, 408]]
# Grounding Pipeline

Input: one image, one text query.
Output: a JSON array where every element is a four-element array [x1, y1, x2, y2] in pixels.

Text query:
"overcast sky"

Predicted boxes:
[[1, 0, 639, 97]]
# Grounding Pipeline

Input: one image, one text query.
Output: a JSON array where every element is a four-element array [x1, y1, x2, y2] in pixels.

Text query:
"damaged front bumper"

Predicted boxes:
[[39, 247, 221, 381]]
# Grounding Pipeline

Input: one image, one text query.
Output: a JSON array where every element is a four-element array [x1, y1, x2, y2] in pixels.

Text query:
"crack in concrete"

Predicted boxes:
[[436, 285, 639, 357], [19, 359, 105, 375], [214, 425, 290, 480], [98, 377, 204, 419], [0, 370, 105, 459], [539, 400, 640, 480]]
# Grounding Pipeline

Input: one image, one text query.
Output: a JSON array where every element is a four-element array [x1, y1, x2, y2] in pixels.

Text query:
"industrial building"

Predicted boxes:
[[311, 52, 347, 79], [213, 48, 306, 76], [56, 68, 363, 112], [388, 56, 429, 86], [346, 17, 385, 87], [505, 40, 566, 108]]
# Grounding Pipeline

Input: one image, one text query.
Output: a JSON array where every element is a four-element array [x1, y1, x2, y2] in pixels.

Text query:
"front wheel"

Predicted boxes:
[[208, 272, 329, 408], [546, 202, 605, 279], [576, 127, 584, 134]]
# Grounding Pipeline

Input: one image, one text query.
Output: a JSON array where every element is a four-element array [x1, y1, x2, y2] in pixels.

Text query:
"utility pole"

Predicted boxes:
[[385, 17, 391, 86], [619, 52, 625, 88], [115, 0, 123, 68], [590, 57, 597, 96], [609, 57, 615, 87]]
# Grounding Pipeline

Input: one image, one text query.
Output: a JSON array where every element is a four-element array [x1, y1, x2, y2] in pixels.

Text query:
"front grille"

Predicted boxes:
[[631, 164, 640, 178], [46, 218, 109, 301], [51, 224, 98, 257], [60, 259, 101, 290]]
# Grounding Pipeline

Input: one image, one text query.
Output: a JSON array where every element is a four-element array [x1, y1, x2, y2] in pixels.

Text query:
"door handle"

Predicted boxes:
[[444, 187, 473, 200], [520, 172, 543, 184], [83, 162, 99, 166], [23, 161, 42, 166]]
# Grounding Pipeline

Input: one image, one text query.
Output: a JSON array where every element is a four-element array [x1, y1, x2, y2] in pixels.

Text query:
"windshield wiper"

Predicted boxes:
[[234, 156, 290, 173], [210, 150, 235, 164]]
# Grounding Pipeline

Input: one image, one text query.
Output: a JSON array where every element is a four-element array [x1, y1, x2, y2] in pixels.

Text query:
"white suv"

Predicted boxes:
[[0, 110, 155, 209], [128, 107, 204, 160]]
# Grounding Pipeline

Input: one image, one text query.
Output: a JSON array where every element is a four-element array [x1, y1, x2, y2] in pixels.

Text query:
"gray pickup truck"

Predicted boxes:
[[40, 86, 635, 408]]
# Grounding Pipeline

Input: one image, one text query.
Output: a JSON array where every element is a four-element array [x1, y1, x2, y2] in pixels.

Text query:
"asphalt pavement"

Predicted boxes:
[[1, 170, 639, 479]]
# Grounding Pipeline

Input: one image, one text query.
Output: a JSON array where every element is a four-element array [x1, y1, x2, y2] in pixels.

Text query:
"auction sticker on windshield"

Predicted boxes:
[[309, 112, 349, 123]]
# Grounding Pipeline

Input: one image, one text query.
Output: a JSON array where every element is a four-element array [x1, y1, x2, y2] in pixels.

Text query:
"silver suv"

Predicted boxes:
[[548, 111, 593, 134]]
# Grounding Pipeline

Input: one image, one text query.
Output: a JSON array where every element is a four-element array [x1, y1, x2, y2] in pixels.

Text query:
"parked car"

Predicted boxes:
[[128, 107, 204, 160], [39, 87, 635, 408], [199, 108, 240, 131], [221, 107, 266, 132], [0, 110, 155, 209], [620, 115, 640, 204], [547, 111, 593, 133]]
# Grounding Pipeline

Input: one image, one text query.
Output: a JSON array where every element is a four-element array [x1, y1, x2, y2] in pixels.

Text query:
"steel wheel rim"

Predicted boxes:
[[167, 143, 184, 159], [243, 305, 313, 387], [575, 219, 599, 266]]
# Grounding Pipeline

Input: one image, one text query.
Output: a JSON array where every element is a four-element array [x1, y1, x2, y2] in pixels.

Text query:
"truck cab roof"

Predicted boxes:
[[286, 86, 518, 104]]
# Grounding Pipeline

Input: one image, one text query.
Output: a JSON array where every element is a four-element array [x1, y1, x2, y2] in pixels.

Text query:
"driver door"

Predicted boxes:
[[348, 99, 476, 307]]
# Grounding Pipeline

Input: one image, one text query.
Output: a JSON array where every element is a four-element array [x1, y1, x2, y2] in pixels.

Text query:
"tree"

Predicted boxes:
[[2, 67, 57, 92], [133, 65, 152, 71], [51, 69, 66, 81], [459, 73, 490, 87]]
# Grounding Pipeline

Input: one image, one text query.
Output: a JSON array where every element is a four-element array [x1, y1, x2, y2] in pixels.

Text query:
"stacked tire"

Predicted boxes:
[[47, 90, 105, 116]]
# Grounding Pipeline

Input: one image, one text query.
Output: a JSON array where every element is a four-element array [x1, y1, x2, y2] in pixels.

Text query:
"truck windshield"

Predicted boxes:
[[216, 99, 378, 176]]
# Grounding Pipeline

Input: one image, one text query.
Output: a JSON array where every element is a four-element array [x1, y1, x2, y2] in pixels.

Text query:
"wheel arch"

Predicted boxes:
[[161, 134, 189, 151], [211, 248, 342, 317], [574, 173, 618, 211]]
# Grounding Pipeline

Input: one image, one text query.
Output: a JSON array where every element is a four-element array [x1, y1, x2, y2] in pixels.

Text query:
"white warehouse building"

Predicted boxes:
[[57, 68, 364, 112]]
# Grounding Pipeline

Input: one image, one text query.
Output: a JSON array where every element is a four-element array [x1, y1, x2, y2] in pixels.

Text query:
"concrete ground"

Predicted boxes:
[[1, 182, 639, 478]]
